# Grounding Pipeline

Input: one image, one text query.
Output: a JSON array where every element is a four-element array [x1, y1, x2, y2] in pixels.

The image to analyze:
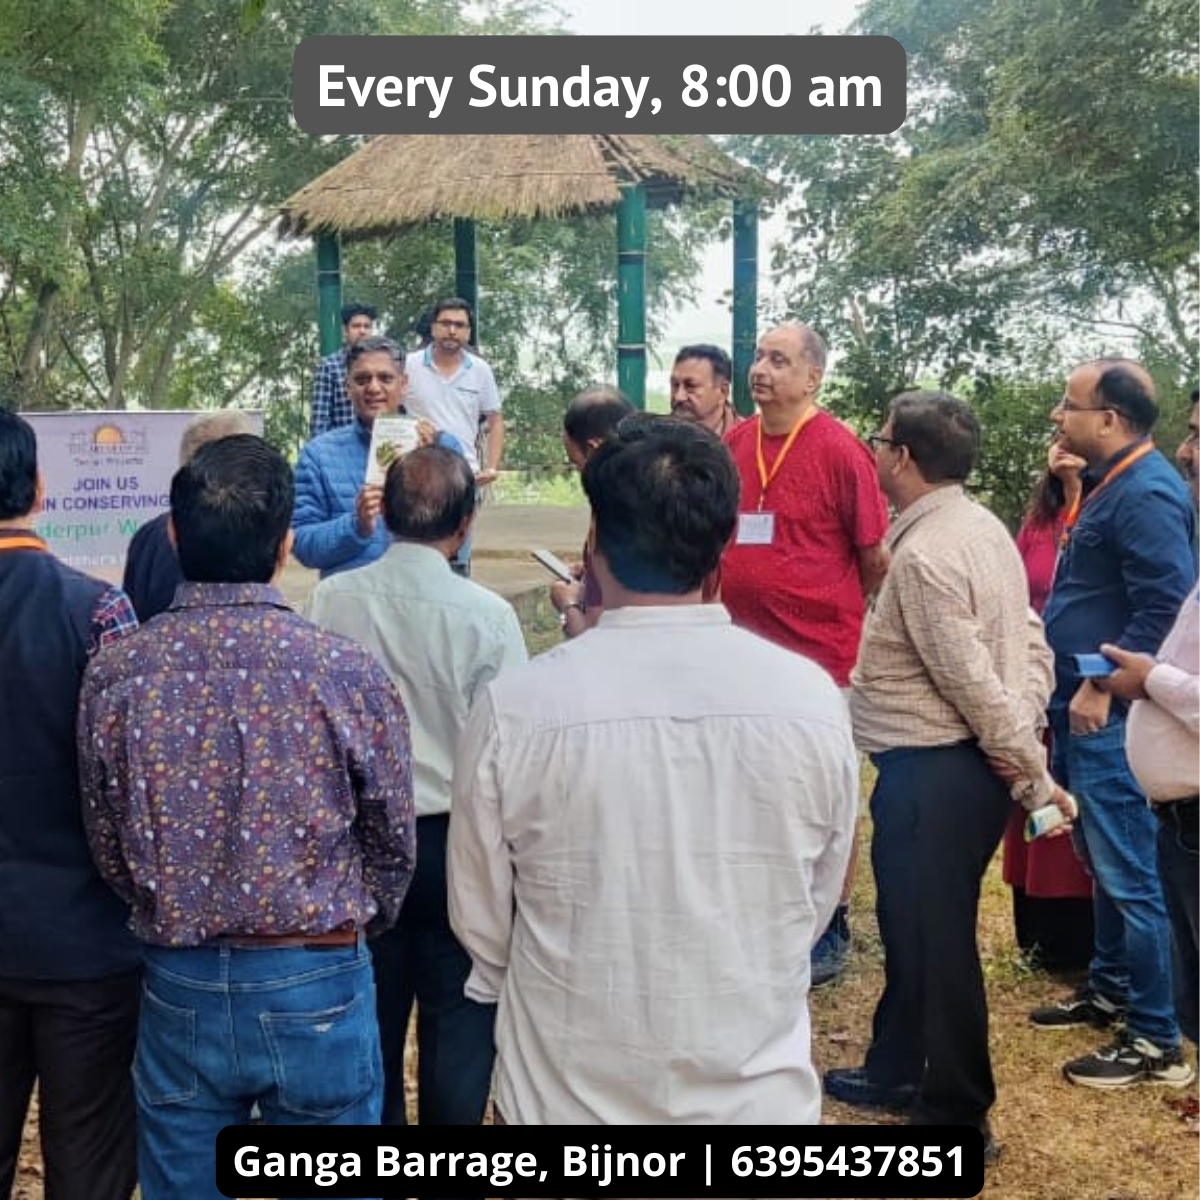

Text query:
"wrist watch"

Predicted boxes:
[[559, 601, 586, 630]]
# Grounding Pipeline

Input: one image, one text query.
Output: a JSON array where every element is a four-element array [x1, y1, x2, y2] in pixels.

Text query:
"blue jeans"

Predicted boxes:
[[136, 941, 381, 1200], [1057, 715, 1180, 1048], [450, 525, 474, 577], [1157, 801, 1199, 1044]]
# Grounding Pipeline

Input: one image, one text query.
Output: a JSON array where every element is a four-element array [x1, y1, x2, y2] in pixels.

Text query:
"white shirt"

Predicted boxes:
[[448, 604, 858, 1125], [404, 348, 501, 473], [308, 541, 527, 816], [1126, 581, 1200, 802]]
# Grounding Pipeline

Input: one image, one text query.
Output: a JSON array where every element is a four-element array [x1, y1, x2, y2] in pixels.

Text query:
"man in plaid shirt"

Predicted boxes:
[[310, 302, 377, 437]]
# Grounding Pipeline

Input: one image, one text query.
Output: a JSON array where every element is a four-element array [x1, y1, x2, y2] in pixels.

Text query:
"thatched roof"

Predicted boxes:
[[278, 134, 766, 240]]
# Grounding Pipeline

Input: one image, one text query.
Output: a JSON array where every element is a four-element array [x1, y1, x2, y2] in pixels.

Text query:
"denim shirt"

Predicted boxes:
[[1044, 440, 1196, 708]]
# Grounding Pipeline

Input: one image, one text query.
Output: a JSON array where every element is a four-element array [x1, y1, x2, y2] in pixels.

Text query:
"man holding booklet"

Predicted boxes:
[[293, 335, 465, 578]]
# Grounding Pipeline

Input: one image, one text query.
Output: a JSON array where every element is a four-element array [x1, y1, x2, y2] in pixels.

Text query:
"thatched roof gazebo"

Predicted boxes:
[[279, 134, 768, 408]]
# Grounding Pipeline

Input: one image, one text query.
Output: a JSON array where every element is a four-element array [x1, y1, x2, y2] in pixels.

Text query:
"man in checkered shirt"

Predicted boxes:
[[310, 302, 377, 437]]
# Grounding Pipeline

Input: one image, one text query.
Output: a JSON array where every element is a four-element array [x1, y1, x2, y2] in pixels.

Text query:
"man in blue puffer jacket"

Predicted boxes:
[[293, 336, 465, 578]]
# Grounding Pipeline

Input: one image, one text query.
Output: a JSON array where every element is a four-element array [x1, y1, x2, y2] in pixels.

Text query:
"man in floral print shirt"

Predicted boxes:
[[78, 434, 415, 1200]]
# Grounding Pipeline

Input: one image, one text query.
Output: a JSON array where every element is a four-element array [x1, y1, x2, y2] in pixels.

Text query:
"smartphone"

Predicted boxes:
[[1072, 652, 1117, 678], [531, 548, 575, 583]]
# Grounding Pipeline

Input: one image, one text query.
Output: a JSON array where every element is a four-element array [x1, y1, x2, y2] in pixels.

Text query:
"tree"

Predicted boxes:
[[728, 1, 1195, 518], [0, 0, 548, 411], [853, 0, 1198, 374]]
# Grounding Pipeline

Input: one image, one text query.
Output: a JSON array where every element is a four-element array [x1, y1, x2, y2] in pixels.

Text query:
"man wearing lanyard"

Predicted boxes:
[[1033, 360, 1196, 1090], [1099, 391, 1199, 1049], [721, 321, 889, 987]]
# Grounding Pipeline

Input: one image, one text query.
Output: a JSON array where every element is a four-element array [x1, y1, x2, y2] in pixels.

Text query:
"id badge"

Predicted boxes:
[[736, 511, 775, 545]]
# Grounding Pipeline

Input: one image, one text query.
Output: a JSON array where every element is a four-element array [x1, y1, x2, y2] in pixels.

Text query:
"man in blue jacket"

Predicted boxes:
[[1032, 359, 1197, 1091], [293, 336, 464, 578]]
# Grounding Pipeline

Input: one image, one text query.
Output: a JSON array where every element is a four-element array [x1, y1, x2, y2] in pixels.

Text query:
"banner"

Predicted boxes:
[[22, 411, 263, 581]]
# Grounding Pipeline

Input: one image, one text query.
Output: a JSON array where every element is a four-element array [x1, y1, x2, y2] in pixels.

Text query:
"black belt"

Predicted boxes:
[[1153, 796, 1199, 829]]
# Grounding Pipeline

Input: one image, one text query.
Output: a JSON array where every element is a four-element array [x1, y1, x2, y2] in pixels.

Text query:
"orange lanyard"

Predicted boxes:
[[0, 534, 46, 554], [755, 409, 816, 511], [1059, 441, 1154, 550]]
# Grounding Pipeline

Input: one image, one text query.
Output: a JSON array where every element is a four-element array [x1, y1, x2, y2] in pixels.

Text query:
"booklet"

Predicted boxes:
[[365, 415, 421, 487]]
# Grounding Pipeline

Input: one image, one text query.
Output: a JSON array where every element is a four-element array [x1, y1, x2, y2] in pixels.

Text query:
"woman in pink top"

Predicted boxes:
[[1003, 439, 1096, 970]]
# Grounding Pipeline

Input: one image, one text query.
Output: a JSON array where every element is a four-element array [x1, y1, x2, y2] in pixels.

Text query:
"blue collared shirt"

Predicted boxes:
[[1044, 439, 1196, 706]]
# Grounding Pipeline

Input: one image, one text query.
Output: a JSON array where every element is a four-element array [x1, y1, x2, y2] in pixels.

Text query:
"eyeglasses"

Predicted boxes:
[[433, 319, 470, 332], [867, 433, 903, 451], [1055, 398, 1114, 414]]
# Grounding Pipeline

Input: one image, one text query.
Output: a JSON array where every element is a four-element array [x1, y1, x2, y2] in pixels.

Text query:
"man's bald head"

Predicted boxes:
[[749, 322, 829, 432], [1077, 357, 1159, 435], [773, 322, 828, 375]]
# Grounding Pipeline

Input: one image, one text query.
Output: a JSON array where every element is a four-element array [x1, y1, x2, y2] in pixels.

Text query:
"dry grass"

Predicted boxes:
[[814, 817, 1200, 1199]]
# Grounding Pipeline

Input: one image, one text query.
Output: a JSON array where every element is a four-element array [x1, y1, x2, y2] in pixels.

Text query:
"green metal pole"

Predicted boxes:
[[732, 200, 759, 416], [316, 234, 342, 356], [616, 184, 647, 408], [454, 218, 479, 342]]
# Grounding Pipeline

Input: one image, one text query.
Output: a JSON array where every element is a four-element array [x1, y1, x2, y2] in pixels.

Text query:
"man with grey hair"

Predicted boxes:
[[829, 391, 1072, 1159], [294, 336, 465, 579], [121, 410, 255, 621], [309, 445, 526, 1127]]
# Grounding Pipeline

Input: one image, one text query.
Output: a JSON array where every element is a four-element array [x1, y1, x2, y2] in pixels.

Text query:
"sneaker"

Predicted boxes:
[[1063, 1034, 1196, 1089], [825, 1066, 918, 1111], [811, 905, 851, 989], [1030, 986, 1124, 1030], [982, 1128, 1003, 1167]]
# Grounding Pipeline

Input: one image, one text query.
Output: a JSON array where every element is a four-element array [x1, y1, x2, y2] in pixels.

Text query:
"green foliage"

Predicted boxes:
[[0, 0, 608, 421], [729, 0, 1196, 513], [965, 376, 1060, 531], [0, 0, 718, 470], [851, 0, 1199, 374]]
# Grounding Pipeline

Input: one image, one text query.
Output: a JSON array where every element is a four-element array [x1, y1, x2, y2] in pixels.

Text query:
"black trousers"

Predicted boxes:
[[0, 968, 140, 1200], [371, 812, 496, 1127], [864, 742, 1011, 1128]]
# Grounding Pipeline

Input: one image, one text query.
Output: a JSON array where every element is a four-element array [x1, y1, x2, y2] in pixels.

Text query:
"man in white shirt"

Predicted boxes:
[[448, 415, 858, 1125], [309, 445, 527, 1127], [404, 297, 503, 484]]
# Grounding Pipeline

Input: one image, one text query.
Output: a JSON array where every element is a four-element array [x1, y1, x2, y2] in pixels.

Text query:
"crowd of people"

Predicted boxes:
[[0, 306, 1195, 1199]]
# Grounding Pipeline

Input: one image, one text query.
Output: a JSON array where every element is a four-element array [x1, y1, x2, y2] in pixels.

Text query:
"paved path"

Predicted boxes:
[[280, 504, 589, 622]]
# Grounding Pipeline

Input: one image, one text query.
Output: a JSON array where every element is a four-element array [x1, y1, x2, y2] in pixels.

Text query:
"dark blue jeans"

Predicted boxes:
[[1156, 800, 1199, 1044], [864, 742, 1011, 1129], [1053, 714, 1180, 1048], [372, 812, 496, 1126], [135, 940, 381, 1200]]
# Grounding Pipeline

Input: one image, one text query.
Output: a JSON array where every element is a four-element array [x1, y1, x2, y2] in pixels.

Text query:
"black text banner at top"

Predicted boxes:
[[292, 36, 906, 135]]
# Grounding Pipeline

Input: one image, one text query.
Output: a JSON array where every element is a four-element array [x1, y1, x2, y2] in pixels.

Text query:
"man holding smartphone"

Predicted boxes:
[[1033, 360, 1195, 1090], [1098, 391, 1200, 1047]]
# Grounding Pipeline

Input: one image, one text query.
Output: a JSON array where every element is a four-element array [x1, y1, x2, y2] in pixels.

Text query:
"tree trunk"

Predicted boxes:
[[16, 100, 95, 401]]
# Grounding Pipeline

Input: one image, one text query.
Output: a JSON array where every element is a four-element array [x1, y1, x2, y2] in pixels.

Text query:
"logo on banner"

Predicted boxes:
[[69, 422, 149, 467]]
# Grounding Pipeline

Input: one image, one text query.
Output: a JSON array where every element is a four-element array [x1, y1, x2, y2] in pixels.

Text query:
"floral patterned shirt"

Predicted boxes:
[[78, 582, 415, 946]]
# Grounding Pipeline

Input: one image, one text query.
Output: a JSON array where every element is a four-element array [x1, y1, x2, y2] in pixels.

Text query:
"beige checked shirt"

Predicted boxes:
[[850, 485, 1055, 808]]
